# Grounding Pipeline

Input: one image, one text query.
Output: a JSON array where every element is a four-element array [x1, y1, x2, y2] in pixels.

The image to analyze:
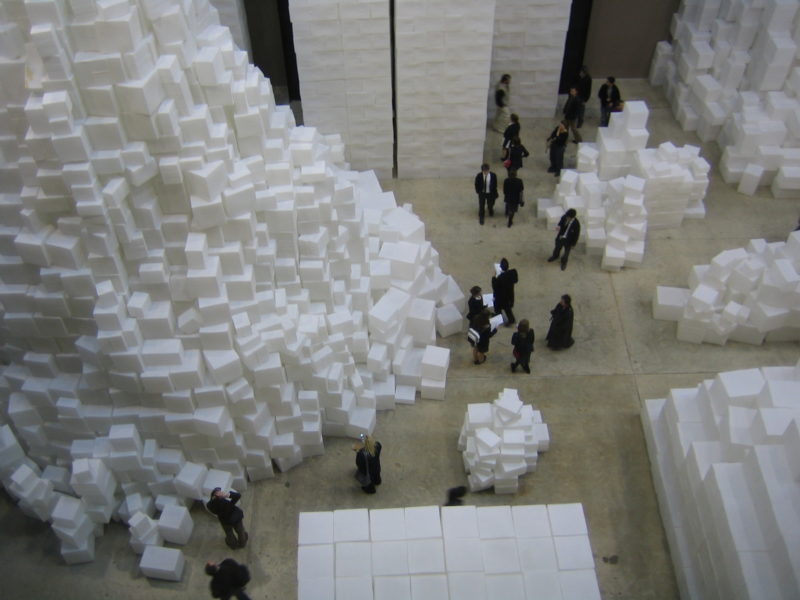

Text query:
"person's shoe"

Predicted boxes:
[[488, 210, 494, 216], [561, 263, 567, 271], [480, 219, 484, 225], [546, 167, 556, 173], [507, 221, 512, 228], [523, 365, 531, 374], [474, 360, 481, 365], [547, 256, 558, 262], [511, 363, 516, 373]]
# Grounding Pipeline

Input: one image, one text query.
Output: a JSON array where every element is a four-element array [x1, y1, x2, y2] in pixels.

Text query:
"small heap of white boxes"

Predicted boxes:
[[297, 503, 601, 600], [641, 364, 800, 600], [650, 0, 800, 197], [0, 0, 463, 572], [653, 230, 800, 345], [457, 389, 550, 494], [538, 101, 709, 271]]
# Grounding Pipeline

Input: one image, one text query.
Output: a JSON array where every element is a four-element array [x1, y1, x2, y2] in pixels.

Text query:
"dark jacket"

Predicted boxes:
[[467, 296, 484, 322], [492, 268, 518, 309], [556, 214, 581, 247], [503, 177, 524, 210], [508, 144, 529, 171], [599, 83, 621, 107], [474, 171, 498, 199], [547, 304, 574, 349], [208, 559, 250, 599], [503, 122, 520, 148], [356, 442, 382, 484], [511, 329, 534, 359], [576, 73, 592, 103], [563, 95, 583, 121], [476, 324, 496, 353], [547, 126, 568, 149], [207, 491, 243, 525]]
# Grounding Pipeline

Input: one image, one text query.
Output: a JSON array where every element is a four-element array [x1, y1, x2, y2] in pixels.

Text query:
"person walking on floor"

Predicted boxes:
[[576, 66, 592, 128], [546, 294, 575, 350], [205, 559, 252, 600], [548, 208, 581, 271], [510, 319, 534, 374], [467, 286, 484, 323], [353, 433, 382, 494], [207, 488, 249, 549], [503, 170, 524, 228], [492, 258, 518, 325], [493, 74, 512, 132], [469, 308, 496, 364], [473, 163, 498, 225], [562, 87, 583, 143], [506, 136, 530, 175], [598, 76, 621, 127], [502, 113, 520, 153], [546, 121, 569, 177]]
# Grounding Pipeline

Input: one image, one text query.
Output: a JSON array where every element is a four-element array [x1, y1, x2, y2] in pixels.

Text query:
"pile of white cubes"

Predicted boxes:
[[488, 0, 572, 121], [538, 101, 709, 271], [289, 0, 393, 178], [457, 389, 550, 494], [0, 0, 464, 572], [394, 0, 496, 178], [654, 230, 800, 345], [297, 503, 601, 600], [650, 0, 800, 197], [641, 364, 800, 599]]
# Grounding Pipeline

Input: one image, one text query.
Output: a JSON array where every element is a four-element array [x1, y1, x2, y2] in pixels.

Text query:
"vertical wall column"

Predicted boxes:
[[289, 0, 394, 178], [490, 0, 572, 122], [395, 0, 497, 178]]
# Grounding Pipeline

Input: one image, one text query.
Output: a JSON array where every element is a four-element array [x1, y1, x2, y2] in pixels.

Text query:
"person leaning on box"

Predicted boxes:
[[207, 488, 249, 549]]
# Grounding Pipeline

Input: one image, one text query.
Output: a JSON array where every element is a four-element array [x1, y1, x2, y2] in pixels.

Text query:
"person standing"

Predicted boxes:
[[470, 308, 496, 365], [510, 319, 534, 374], [467, 286, 484, 323], [598, 76, 621, 127], [493, 74, 511, 132], [547, 208, 581, 271], [492, 258, 518, 325], [205, 559, 252, 600], [546, 121, 569, 177], [562, 87, 583, 143], [546, 295, 575, 350], [354, 434, 382, 494], [503, 170, 524, 228], [473, 163, 498, 225], [576, 66, 592, 128], [506, 136, 530, 175], [502, 113, 520, 152], [207, 488, 249, 549]]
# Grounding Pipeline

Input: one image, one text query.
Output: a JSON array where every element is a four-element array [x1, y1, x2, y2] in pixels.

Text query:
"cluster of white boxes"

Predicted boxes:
[[650, 0, 800, 197], [0, 0, 465, 570], [457, 389, 549, 494], [537, 102, 709, 271], [289, 0, 393, 178], [641, 364, 800, 599], [395, 0, 496, 178], [297, 503, 601, 600], [488, 0, 572, 122], [654, 230, 800, 345]]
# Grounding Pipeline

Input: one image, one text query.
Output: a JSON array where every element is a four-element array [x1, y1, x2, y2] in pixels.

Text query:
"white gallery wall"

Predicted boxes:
[[289, 0, 394, 178]]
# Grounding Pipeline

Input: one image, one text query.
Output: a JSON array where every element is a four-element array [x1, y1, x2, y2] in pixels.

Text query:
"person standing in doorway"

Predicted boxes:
[[562, 87, 583, 143], [598, 76, 621, 127], [207, 488, 249, 549], [546, 121, 569, 177], [473, 163, 498, 225], [493, 74, 512, 132], [547, 208, 581, 271], [503, 170, 524, 228], [576, 66, 592, 128], [492, 258, 518, 325]]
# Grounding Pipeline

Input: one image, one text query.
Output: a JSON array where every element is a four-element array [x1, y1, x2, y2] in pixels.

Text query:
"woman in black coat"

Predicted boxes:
[[354, 434, 382, 494], [546, 294, 575, 350], [467, 286, 484, 323], [506, 136, 529, 175]]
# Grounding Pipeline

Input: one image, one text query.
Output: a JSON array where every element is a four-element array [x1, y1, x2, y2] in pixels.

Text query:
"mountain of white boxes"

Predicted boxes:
[[654, 230, 800, 345], [0, 0, 462, 571], [297, 503, 601, 600], [641, 363, 800, 599], [537, 101, 709, 270], [458, 389, 550, 494], [650, 0, 800, 198]]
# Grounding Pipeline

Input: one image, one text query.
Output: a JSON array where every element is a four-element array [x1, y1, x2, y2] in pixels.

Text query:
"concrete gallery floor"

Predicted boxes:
[[1, 80, 799, 600]]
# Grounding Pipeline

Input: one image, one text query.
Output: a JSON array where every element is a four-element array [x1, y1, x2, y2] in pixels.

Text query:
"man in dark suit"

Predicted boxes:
[[548, 209, 581, 271], [474, 163, 498, 225]]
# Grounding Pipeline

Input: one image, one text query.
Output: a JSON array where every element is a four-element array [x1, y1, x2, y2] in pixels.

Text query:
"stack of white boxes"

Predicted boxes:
[[489, 0, 572, 121], [653, 230, 800, 345], [538, 102, 709, 271], [297, 504, 601, 600], [289, 0, 393, 177], [0, 0, 464, 568], [650, 0, 800, 197], [641, 364, 800, 600], [457, 389, 550, 494], [395, 0, 496, 178]]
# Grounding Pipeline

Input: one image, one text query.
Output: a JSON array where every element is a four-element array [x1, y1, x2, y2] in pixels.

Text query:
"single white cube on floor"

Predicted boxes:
[[404, 506, 442, 539], [370, 507, 406, 541], [554, 534, 595, 571], [558, 569, 602, 600], [420, 378, 446, 400], [157, 504, 193, 545], [420, 345, 449, 380], [298, 511, 334, 545], [395, 384, 416, 405], [517, 536, 558, 572], [511, 505, 552, 538], [333, 508, 370, 542], [139, 545, 185, 581]]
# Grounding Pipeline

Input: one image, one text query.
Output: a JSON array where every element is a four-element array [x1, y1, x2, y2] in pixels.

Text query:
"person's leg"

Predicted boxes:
[[505, 306, 515, 325], [548, 238, 563, 261], [561, 243, 572, 269], [570, 121, 582, 143], [478, 194, 486, 224], [507, 206, 514, 227], [222, 523, 238, 549], [234, 520, 248, 547], [577, 102, 585, 128], [547, 146, 557, 172], [487, 195, 495, 216], [554, 146, 565, 176]]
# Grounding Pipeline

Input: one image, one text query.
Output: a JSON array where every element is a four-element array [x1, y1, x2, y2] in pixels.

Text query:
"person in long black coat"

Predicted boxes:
[[546, 294, 574, 350], [502, 113, 520, 151], [492, 258, 518, 325], [467, 286, 484, 323], [546, 121, 569, 177], [470, 309, 496, 364], [503, 171, 524, 228], [354, 434, 382, 494], [506, 137, 529, 175]]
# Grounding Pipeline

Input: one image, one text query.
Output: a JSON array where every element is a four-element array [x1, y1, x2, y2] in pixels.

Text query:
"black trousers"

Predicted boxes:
[[549, 144, 565, 175], [222, 519, 248, 549], [478, 193, 495, 222], [550, 238, 573, 266]]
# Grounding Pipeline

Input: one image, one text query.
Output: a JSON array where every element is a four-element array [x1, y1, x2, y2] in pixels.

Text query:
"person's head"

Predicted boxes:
[[565, 208, 577, 219], [474, 308, 491, 329], [561, 294, 572, 307], [508, 170, 517, 179], [356, 433, 376, 455], [210, 487, 224, 500], [205, 562, 219, 576], [470, 285, 482, 297], [501, 74, 511, 85], [517, 319, 529, 335], [607, 76, 615, 85], [510, 113, 519, 124], [481, 163, 490, 174], [499, 258, 509, 271], [569, 87, 577, 96], [559, 120, 568, 129]]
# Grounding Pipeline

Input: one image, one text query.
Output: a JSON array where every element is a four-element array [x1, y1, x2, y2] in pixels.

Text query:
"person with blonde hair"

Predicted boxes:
[[353, 433, 382, 494]]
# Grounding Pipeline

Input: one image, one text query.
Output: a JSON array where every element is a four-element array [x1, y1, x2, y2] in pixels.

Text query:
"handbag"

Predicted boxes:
[[503, 159, 511, 169]]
